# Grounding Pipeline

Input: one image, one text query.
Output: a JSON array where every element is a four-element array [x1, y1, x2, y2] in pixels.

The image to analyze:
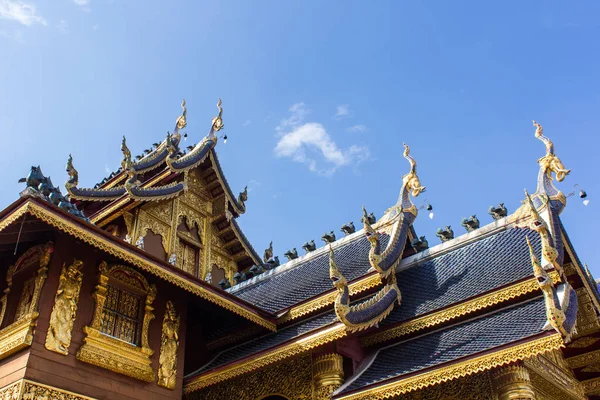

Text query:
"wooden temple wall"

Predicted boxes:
[[0, 234, 188, 399]]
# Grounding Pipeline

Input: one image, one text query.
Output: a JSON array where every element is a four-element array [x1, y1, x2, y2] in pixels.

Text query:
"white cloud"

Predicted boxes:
[[242, 119, 251, 127], [0, 0, 47, 26], [334, 104, 351, 119], [57, 19, 68, 33], [347, 124, 368, 133], [104, 164, 111, 174], [276, 102, 309, 134], [274, 104, 370, 176], [247, 179, 261, 192], [73, 0, 89, 5]]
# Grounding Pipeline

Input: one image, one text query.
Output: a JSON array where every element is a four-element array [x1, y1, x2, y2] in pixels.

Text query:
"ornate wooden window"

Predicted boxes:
[[77, 262, 157, 382], [0, 242, 53, 361], [177, 239, 200, 276], [100, 283, 144, 345]]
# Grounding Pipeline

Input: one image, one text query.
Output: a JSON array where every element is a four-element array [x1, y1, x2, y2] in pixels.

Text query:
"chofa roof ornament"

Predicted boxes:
[[330, 143, 426, 332], [531, 120, 570, 212]]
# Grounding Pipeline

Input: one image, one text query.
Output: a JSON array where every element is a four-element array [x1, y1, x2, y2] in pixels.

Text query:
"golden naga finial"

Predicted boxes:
[[120, 136, 133, 170], [526, 235, 545, 279], [532, 120, 570, 182], [65, 154, 78, 189], [176, 99, 187, 130], [211, 98, 224, 132], [402, 143, 425, 198]]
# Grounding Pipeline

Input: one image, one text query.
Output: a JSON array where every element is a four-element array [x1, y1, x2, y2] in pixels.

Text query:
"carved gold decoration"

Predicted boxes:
[[524, 350, 586, 400], [0, 380, 22, 399], [0, 379, 96, 400], [158, 301, 180, 389], [573, 287, 600, 337], [335, 334, 564, 400], [402, 372, 494, 400], [77, 262, 156, 382], [362, 272, 560, 346], [184, 323, 346, 393], [582, 377, 600, 396], [1, 200, 275, 331], [313, 353, 344, 400], [0, 314, 38, 360], [188, 355, 313, 400], [0, 242, 53, 360], [45, 259, 84, 355], [137, 209, 171, 254], [279, 272, 382, 323], [567, 348, 600, 369], [14, 277, 35, 321], [491, 365, 536, 400]]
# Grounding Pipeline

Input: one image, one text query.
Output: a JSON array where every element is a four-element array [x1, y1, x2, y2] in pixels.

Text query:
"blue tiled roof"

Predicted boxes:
[[233, 226, 541, 320], [339, 297, 547, 395], [187, 311, 337, 377], [232, 234, 390, 313], [384, 227, 542, 325]]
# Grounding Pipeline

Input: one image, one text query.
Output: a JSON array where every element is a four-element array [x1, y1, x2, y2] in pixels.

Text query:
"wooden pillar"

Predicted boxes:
[[492, 365, 537, 400], [313, 353, 344, 400]]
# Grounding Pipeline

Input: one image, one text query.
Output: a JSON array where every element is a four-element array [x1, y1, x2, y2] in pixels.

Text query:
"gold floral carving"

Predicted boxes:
[[569, 336, 600, 349], [122, 211, 134, 236], [76, 262, 156, 382], [524, 350, 586, 400], [0, 201, 276, 331], [158, 301, 180, 389], [0, 242, 53, 360], [137, 210, 171, 254], [278, 273, 382, 324], [362, 273, 559, 347], [402, 372, 494, 400], [0, 379, 96, 399], [573, 287, 600, 337], [582, 377, 600, 396], [567, 348, 600, 369], [184, 323, 347, 393], [21, 379, 96, 400], [45, 259, 84, 355], [335, 334, 564, 400], [188, 355, 313, 400]]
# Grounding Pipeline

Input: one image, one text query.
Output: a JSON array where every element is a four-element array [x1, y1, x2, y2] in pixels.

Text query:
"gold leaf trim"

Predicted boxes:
[[1, 201, 276, 331], [183, 323, 347, 393], [362, 272, 559, 347], [567, 348, 600, 369], [0, 313, 38, 360], [582, 377, 600, 395], [337, 334, 564, 400], [279, 273, 382, 324]]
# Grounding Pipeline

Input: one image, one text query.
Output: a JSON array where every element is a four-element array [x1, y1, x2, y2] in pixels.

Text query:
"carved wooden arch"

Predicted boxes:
[[0, 242, 54, 326], [177, 214, 202, 235], [77, 261, 157, 382], [138, 225, 170, 255]]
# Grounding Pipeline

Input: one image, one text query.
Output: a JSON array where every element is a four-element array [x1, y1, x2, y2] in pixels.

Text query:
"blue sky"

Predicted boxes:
[[1, 1, 599, 275]]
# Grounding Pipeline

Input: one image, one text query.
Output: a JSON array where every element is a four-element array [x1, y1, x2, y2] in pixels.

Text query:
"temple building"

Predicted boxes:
[[0, 99, 598, 400]]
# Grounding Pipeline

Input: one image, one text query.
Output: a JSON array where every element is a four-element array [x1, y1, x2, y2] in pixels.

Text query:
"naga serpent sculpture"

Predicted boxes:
[[329, 143, 425, 331], [329, 245, 401, 332], [362, 143, 426, 279], [533, 120, 570, 183]]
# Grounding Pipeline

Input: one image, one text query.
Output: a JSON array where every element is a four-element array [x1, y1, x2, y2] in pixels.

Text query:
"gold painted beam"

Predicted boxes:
[[183, 323, 347, 394], [582, 377, 600, 396], [362, 271, 560, 347], [336, 334, 564, 400], [567, 348, 600, 369], [0, 200, 276, 331]]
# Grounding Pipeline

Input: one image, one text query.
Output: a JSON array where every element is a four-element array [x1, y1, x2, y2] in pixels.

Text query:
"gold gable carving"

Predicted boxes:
[[188, 354, 313, 400], [157, 301, 180, 389], [0, 379, 96, 400]]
